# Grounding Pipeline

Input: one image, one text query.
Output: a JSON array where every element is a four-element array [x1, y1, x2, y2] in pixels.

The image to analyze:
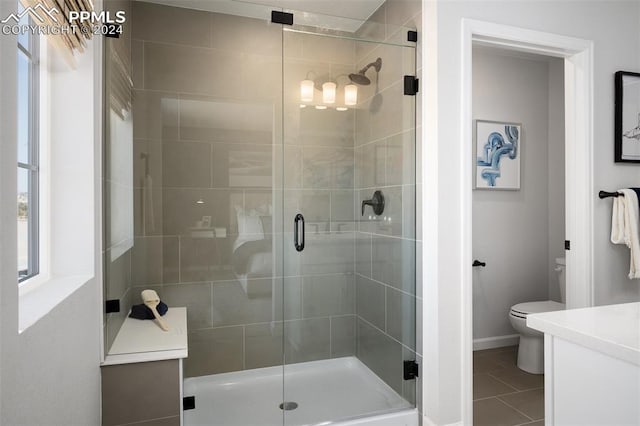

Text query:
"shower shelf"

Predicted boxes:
[[103, 307, 188, 365]]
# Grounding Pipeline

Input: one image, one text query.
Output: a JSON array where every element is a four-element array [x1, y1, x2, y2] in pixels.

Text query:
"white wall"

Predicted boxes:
[[0, 1, 103, 423], [422, 1, 640, 424], [472, 48, 564, 343]]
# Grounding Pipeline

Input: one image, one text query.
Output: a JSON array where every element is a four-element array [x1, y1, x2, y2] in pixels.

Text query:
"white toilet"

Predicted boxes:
[[508, 257, 566, 374]]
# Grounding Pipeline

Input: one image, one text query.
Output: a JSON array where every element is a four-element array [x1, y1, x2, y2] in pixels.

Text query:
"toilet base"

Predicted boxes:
[[517, 334, 544, 374]]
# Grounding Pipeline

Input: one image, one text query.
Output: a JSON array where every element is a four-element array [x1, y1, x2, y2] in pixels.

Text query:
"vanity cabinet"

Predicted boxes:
[[101, 308, 188, 426], [528, 303, 640, 425]]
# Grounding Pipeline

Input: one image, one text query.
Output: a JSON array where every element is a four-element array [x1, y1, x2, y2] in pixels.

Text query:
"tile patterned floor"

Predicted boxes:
[[473, 346, 545, 426]]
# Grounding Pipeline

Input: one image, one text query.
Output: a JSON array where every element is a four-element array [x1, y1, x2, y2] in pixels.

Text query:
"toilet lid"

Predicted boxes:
[[511, 300, 565, 316]]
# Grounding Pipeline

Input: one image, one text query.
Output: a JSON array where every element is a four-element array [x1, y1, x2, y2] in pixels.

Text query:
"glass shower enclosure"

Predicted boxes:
[[103, 1, 418, 424]]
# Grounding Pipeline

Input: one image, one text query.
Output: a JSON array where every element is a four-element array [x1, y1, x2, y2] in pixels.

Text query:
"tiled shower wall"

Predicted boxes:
[[353, 0, 423, 405], [127, 1, 359, 378], [104, 0, 135, 351]]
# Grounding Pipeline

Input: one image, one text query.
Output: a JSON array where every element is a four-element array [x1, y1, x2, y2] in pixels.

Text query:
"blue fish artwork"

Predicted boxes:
[[477, 125, 519, 187]]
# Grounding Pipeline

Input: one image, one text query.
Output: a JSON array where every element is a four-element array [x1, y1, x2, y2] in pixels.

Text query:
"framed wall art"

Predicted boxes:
[[615, 71, 640, 163], [475, 120, 522, 190]]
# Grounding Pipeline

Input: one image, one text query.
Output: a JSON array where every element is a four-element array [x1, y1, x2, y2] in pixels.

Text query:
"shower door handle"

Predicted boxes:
[[294, 214, 305, 252]]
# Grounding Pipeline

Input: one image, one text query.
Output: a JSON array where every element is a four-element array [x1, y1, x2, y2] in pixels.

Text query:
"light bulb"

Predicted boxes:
[[336, 107, 348, 111], [315, 105, 327, 110], [323, 81, 336, 104], [300, 80, 314, 103], [344, 84, 357, 106]]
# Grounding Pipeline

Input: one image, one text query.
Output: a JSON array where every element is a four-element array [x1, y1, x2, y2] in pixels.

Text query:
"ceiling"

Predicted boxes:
[[138, 0, 385, 32]]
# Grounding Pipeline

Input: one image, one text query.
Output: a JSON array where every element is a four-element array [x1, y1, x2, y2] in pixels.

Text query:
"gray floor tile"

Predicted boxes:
[[489, 366, 544, 391], [473, 398, 531, 426], [474, 373, 518, 400], [474, 354, 508, 373], [499, 389, 544, 421]]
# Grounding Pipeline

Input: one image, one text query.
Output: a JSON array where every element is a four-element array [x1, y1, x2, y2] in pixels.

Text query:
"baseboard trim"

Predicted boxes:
[[423, 414, 463, 426], [473, 334, 519, 351]]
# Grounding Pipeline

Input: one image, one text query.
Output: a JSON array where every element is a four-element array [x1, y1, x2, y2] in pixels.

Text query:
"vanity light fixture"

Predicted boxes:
[[322, 81, 336, 104], [300, 79, 314, 103], [344, 84, 357, 106]]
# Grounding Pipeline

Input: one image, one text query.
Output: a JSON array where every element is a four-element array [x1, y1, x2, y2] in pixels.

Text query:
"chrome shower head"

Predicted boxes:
[[348, 57, 383, 86]]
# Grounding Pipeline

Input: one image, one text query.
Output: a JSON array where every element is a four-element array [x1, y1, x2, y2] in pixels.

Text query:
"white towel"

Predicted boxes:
[[610, 189, 640, 279]]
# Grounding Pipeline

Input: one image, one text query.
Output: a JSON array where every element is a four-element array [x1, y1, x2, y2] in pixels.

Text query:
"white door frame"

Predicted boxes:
[[460, 19, 594, 424]]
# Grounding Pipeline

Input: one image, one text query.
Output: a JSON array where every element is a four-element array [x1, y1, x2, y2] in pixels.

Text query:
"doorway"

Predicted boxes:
[[470, 45, 565, 425], [460, 19, 595, 424]]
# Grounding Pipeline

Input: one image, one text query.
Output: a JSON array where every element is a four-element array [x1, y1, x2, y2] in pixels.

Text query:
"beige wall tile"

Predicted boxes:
[[132, 90, 179, 140], [386, 130, 415, 186], [303, 274, 355, 318], [355, 5, 386, 61], [302, 147, 354, 189], [372, 235, 415, 295], [132, 1, 211, 47], [330, 190, 355, 232], [179, 236, 235, 283], [185, 327, 244, 377], [106, 248, 131, 299], [132, 39, 144, 89], [299, 33, 355, 66], [298, 108, 355, 147], [212, 143, 272, 189], [356, 140, 386, 189], [356, 318, 402, 394], [385, 0, 421, 28], [330, 315, 356, 358], [283, 145, 303, 189], [284, 317, 330, 364], [355, 232, 372, 277], [386, 287, 416, 349], [179, 94, 276, 144], [161, 282, 213, 330], [274, 277, 302, 321], [356, 275, 385, 329], [162, 141, 211, 188], [131, 237, 163, 285], [212, 280, 274, 326], [245, 322, 283, 369], [211, 12, 281, 57], [161, 188, 236, 236]]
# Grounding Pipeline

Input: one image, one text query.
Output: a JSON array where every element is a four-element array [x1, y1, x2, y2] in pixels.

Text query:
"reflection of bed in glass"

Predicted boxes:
[[232, 205, 273, 295]]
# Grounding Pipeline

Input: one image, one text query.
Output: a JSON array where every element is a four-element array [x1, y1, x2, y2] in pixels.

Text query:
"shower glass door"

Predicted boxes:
[[280, 21, 418, 424]]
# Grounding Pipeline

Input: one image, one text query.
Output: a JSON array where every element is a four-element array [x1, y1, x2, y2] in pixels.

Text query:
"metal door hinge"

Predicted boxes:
[[183, 396, 196, 410], [407, 30, 418, 42], [565, 240, 570, 250], [403, 360, 419, 380], [404, 76, 419, 96], [105, 299, 120, 314], [271, 11, 293, 25]]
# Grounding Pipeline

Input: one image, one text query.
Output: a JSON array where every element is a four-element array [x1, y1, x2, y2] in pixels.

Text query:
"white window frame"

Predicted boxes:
[[17, 13, 40, 284]]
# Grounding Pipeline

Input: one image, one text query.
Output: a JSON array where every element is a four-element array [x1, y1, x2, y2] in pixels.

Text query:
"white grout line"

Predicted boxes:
[[496, 397, 536, 422]]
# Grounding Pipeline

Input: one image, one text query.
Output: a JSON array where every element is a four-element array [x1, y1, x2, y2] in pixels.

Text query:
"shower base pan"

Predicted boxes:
[[183, 356, 418, 426]]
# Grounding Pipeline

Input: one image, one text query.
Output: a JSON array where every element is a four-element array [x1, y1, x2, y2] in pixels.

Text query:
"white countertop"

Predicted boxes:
[[528, 302, 640, 366], [103, 307, 188, 366]]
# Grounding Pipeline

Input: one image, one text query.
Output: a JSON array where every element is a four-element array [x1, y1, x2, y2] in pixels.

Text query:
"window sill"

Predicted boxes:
[[19, 274, 93, 333]]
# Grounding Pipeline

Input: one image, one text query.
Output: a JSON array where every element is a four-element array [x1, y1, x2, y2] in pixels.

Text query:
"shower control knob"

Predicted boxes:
[[472, 260, 486, 267]]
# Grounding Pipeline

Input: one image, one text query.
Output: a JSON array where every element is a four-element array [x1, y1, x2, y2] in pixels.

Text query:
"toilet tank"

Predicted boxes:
[[555, 257, 566, 303]]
